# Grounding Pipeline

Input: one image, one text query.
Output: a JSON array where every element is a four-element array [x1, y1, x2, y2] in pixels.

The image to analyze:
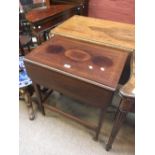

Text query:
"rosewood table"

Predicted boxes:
[[24, 35, 128, 140], [26, 5, 80, 44]]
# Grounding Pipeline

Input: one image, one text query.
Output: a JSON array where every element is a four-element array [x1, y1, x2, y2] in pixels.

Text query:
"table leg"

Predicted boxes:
[[94, 108, 106, 141], [24, 89, 35, 120], [19, 40, 25, 56], [106, 109, 127, 151], [43, 31, 48, 41], [33, 83, 45, 115], [27, 44, 31, 52], [37, 33, 42, 45]]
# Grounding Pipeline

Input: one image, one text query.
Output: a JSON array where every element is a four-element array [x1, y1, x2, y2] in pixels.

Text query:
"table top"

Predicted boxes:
[[25, 35, 128, 91], [51, 15, 135, 52], [26, 5, 78, 24]]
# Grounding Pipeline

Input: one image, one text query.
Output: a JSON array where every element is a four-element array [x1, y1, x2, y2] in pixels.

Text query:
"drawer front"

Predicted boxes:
[[25, 62, 113, 108]]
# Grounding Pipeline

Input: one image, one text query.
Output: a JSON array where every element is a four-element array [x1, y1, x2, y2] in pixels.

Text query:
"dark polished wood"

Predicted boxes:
[[26, 5, 80, 44], [51, 15, 135, 85], [47, 0, 89, 15], [25, 35, 128, 90], [24, 35, 128, 140], [106, 53, 135, 151], [26, 5, 78, 24]]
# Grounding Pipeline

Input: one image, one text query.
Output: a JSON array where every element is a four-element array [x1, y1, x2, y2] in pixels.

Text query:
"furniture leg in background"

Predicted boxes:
[[106, 52, 135, 151], [106, 97, 134, 151]]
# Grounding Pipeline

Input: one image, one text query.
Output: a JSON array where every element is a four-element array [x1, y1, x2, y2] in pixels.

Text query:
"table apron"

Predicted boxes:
[[25, 62, 114, 108]]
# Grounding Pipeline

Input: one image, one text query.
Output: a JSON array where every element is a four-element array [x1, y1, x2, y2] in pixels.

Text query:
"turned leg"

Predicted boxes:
[[106, 109, 127, 151], [94, 108, 106, 141], [43, 31, 48, 41], [36, 34, 42, 45], [24, 89, 35, 120], [27, 44, 31, 52], [19, 40, 25, 56], [33, 83, 45, 115]]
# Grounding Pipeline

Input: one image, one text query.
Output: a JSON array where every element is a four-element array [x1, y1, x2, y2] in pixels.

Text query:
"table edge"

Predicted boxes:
[[51, 32, 135, 53], [24, 58, 116, 92]]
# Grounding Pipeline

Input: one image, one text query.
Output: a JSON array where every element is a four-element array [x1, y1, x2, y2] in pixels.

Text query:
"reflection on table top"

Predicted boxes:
[[26, 5, 78, 24], [25, 35, 128, 91], [51, 15, 135, 52]]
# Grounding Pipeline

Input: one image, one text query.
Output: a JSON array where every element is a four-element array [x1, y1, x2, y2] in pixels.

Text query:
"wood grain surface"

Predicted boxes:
[[25, 35, 128, 91], [51, 15, 135, 52]]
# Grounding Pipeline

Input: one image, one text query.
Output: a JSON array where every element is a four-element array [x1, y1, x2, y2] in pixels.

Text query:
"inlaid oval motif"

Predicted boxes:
[[46, 45, 65, 54], [65, 49, 91, 62], [92, 56, 113, 67]]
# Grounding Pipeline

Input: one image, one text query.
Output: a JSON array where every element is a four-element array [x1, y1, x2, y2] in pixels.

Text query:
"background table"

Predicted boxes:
[[51, 15, 135, 52], [26, 5, 81, 43]]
